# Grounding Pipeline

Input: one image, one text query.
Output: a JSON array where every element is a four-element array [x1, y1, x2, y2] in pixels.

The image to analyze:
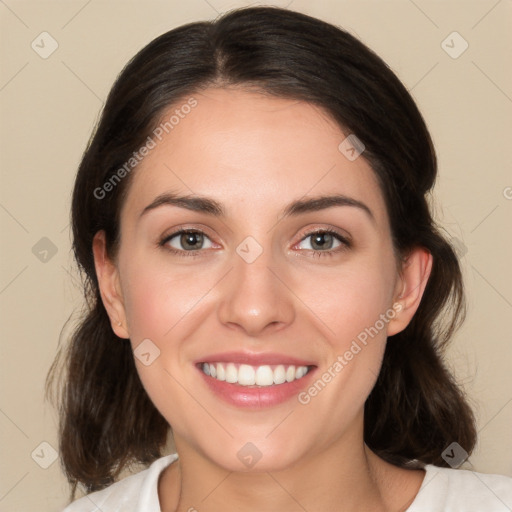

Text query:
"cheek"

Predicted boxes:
[[118, 262, 214, 429], [296, 256, 396, 351], [292, 250, 397, 407], [302, 251, 398, 409], [121, 261, 211, 343]]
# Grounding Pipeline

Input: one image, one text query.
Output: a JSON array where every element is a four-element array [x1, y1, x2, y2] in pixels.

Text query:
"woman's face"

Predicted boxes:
[[97, 87, 416, 471]]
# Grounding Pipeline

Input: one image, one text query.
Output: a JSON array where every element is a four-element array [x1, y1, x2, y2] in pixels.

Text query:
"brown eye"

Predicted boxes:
[[309, 232, 337, 250], [296, 229, 350, 255], [161, 230, 213, 252]]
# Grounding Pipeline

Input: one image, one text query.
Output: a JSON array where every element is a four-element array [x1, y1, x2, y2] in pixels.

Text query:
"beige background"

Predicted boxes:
[[0, 0, 511, 510]]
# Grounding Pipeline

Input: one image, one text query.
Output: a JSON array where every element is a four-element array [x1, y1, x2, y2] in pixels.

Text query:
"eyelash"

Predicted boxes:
[[158, 227, 351, 259]]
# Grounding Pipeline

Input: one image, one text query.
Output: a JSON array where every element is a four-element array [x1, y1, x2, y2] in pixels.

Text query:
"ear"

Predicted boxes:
[[386, 247, 433, 337], [92, 230, 130, 339]]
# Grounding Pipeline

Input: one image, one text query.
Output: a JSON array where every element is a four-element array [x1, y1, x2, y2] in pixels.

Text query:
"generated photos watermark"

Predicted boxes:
[[93, 97, 198, 200], [298, 302, 403, 405]]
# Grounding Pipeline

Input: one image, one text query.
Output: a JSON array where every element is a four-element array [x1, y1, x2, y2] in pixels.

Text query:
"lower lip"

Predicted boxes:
[[198, 366, 317, 409]]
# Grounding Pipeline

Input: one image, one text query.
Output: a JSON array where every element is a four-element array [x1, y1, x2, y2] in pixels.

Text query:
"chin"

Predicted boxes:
[[198, 436, 307, 473]]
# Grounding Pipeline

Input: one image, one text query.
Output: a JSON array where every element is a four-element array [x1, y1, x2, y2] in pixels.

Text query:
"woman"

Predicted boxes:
[[47, 6, 512, 511]]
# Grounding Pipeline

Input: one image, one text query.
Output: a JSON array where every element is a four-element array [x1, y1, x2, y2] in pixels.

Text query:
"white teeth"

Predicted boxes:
[[238, 364, 255, 385], [285, 365, 296, 382], [255, 365, 274, 386], [216, 362, 226, 381], [201, 362, 310, 386], [225, 363, 238, 383], [273, 365, 286, 384]]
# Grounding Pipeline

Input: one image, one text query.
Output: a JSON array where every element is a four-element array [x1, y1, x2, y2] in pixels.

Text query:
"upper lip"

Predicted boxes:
[[196, 351, 316, 367]]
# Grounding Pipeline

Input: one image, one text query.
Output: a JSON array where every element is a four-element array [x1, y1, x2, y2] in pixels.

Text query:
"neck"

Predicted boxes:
[[158, 419, 421, 512]]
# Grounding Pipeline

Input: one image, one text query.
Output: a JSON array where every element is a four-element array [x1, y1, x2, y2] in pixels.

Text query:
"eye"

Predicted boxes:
[[295, 228, 351, 256], [160, 229, 213, 255], [158, 227, 351, 259]]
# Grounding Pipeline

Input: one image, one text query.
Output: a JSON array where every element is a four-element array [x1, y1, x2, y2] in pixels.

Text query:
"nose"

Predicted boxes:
[[217, 245, 295, 337]]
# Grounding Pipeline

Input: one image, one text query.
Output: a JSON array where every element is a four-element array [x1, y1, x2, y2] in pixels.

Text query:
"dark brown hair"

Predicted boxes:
[[46, 5, 477, 501]]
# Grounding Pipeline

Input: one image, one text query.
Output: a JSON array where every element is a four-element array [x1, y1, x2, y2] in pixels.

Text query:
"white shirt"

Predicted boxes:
[[62, 453, 512, 511]]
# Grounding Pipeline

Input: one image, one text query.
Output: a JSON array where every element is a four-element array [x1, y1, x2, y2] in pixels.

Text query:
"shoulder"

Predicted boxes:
[[408, 464, 512, 512], [60, 454, 178, 512]]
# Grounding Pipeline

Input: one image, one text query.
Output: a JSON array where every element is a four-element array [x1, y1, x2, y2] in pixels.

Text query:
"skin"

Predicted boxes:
[[93, 87, 433, 512]]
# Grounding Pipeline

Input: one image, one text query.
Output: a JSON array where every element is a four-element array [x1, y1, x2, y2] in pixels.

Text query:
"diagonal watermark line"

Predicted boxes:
[[83, 492, 106, 512], [266, 473, 311, 512], [265, 409, 295, 438], [60, 265, 74, 278], [471, 470, 511, 509], [0, 62, 29, 92], [266, 163, 337, 234], [61, 61, 103, 102], [162, 367, 234, 438], [266, 267, 336, 336], [408, 0, 439, 28], [202, 0, 220, 15], [61, 0, 92, 29], [477, 397, 512, 434], [164, 267, 233, 336], [471, 265, 512, 308], [0, 265, 28, 295], [0, 202, 29, 232], [470, 204, 499, 233], [201, 471, 233, 502], [409, 62, 439, 92], [472, 0, 502, 29], [163, 163, 195, 194], [0, 472, 29, 502], [472, 61, 512, 104], [367, 366, 380, 380], [0, 0, 29, 28], [0, 408, 29, 438]]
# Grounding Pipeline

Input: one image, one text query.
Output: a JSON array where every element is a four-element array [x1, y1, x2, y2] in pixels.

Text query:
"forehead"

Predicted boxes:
[[121, 87, 389, 228]]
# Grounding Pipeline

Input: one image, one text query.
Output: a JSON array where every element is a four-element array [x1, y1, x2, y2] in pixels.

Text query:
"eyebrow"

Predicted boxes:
[[139, 192, 375, 224]]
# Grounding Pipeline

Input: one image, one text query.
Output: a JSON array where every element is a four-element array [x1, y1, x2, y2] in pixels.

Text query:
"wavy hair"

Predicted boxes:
[[46, 6, 477, 501]]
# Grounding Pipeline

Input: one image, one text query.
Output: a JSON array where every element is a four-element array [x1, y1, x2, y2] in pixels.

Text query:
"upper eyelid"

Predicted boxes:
[[293, 229, 351, 251], [162, 226, 350, 248]]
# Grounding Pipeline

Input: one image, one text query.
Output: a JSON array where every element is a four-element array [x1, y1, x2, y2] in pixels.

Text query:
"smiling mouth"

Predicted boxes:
[[199, 362, 314, 387]]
